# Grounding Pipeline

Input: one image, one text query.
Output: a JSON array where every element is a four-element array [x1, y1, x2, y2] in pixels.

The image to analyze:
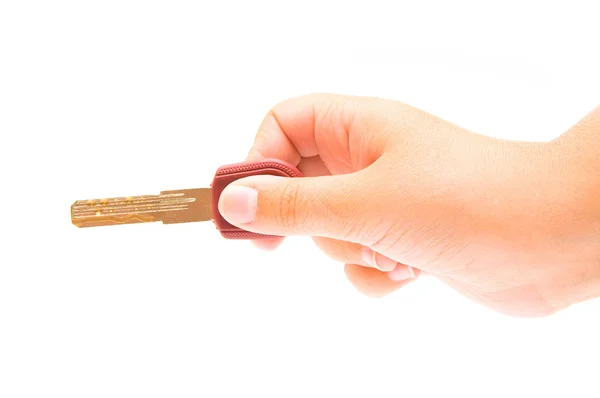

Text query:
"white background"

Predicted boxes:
[[1, 1, 599, 397]]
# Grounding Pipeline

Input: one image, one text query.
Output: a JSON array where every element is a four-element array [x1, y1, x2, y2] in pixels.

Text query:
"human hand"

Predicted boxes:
[[218, 94, 600, 317]]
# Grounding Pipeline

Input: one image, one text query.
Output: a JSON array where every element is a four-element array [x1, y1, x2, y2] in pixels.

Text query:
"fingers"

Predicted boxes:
[[245, 94, 321, 164], [312, 237, 394, 272], [313, 236, 395, 271], [297, 156, 330, 177], [387, 264, 418, 282], [246, 93, 397, 172], [344, 264, 417, 298], [244, 96, 332, 249], [234, 93, 408, 243], [313, 237, 418, 283]]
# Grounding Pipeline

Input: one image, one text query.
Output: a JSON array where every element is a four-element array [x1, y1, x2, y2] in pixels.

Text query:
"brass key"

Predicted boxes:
[[70, 188, 212, 227], [70, 159, 303, 239]]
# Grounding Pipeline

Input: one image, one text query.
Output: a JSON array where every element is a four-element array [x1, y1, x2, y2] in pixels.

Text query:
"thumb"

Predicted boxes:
[[217, 169, 382, 243]]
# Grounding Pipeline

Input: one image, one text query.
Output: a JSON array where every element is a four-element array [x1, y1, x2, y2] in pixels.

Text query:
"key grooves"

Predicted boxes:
[[71, 195, 195, 219], [70, 192, 202, 227]]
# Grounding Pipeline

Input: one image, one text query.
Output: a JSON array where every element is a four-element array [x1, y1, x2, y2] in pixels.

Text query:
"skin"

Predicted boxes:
[[218, 93, 600, 317]]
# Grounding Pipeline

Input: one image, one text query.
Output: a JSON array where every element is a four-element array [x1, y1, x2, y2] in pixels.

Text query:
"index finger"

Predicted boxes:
[[244, 94, 324, 250], [245, 93, 334, 164]]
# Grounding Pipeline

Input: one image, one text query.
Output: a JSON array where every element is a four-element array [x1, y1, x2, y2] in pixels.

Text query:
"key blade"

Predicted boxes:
[[159, 188, 212, 224], [71, 188, 213, 228]]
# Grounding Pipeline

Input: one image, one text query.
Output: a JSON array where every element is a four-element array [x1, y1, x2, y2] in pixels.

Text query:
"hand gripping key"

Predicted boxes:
[[70, 159, 303, 239]]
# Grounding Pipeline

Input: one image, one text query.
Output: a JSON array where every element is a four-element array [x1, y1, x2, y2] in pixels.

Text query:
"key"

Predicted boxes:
[[70, 159, 303, 239]]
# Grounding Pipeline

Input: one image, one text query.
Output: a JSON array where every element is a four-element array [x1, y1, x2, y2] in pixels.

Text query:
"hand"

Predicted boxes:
[[218, 93, 600, 317]]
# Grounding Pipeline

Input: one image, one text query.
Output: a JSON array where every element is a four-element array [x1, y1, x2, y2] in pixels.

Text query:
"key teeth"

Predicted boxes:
[[70, 202, 78, 227]]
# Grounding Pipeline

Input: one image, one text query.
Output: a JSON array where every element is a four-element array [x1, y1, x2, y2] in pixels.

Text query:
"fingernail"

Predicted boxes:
[[388, 265, 416, 282], [219, 185, 258, 224], [361, 247, 374, 266], [375, 253, 398, 272], [361, 248, 397, 272]]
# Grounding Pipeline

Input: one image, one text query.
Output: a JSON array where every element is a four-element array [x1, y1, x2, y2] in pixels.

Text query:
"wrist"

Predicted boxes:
[[482, 138, 600, 308], [547, 136, 600, 303]]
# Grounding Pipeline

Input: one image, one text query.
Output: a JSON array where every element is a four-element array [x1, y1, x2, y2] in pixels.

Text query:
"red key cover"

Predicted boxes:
[[210, 159, 303, 239]]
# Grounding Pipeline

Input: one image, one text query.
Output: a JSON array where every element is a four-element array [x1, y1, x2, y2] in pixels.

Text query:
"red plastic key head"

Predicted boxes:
[[210, 159, 303, 239]]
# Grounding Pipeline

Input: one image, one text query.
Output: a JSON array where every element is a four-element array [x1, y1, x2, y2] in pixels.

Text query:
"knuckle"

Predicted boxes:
[[340, 242, 355, 264], [276, 181, 301, 231], [248, 130, 269, 159]]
